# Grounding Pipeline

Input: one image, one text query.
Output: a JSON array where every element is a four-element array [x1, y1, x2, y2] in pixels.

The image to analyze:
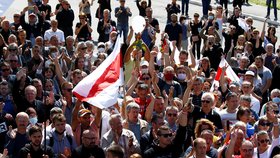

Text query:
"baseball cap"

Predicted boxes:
[[245, 71, 255, 77], [28, 13, 36, 17], [140, 60, 149, 67]]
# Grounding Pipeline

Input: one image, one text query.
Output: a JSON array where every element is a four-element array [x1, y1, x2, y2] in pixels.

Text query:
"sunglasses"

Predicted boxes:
[[8, 48, 17, 51], [160, 133, 172, 138], [258, 139, 269, 144], [259, 122, 271, 126], [142, 77, 150, 80], [167, 113, 177, 117], [241, 148, 253, 152], [274, 110, 279, 114], [1, 69, 10, 72], [65, 88, 73, 92], [201, 100, 211, 104], [81, 47, 87, 50], [9, 60, 18, 62]]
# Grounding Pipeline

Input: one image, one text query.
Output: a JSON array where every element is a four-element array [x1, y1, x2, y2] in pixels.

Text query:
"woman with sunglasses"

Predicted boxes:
[[254, 107, 279, 158], [75, 13, 92, 42], [257, 117, 271, 137]]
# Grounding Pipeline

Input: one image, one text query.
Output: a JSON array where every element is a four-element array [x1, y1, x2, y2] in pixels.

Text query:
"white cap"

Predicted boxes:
[[140, 60, 149, 67]]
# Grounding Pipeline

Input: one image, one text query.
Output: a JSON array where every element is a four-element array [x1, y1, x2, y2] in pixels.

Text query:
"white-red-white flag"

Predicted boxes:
[[210, 58, 240, 91], [73, 35, 124, 109]]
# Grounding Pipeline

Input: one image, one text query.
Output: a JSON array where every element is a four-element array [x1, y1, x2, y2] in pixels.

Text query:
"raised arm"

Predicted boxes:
[[145, 92, 155, 123], [220, 65, 228, 93], [261, 19, 268, 41], [124, 43, 134, 63], [225, 129, 239, 158], [143, 42, 150, 61], [182, 76, 194, 105], [188, 43, 196, 68], [71, 100, 82, 132]]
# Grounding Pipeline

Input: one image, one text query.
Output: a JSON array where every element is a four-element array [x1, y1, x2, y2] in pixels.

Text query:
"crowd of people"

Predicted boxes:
[[0, 0, 279, 157]]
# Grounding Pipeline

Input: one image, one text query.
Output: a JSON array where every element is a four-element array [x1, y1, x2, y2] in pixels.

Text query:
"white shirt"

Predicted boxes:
[[250, 95, 260, 114], [44, 28, 65, 43], [218, 109, 238, 129], [253, 137, 280, 158]]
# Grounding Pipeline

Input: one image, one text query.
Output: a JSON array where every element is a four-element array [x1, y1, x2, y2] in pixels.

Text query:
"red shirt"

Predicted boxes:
[[134, 97, 151, 118]]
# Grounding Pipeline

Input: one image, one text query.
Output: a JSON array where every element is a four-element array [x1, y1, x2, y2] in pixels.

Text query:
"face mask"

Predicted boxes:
[[208, 16, 214, 20], [29, 117, 38, 125], [164, 73, 174, 81], [98, 47, 105, 53], [272, 97, 280, 104], [141, 68, 149, 74], [177, 73, 186, 80]]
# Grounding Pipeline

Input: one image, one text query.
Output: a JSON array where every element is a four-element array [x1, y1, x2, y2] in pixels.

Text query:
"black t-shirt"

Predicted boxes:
[[18, 144, 54, 158], [203, 44, 223, 71], [232, 67, 247, 78], [72, 145, 105, 158], [98, 0, 111, 11], [190, 20, 202, 36], [249, 38, 266, 56], [150, 18, 159, 29], [164, 23, 182, 42], [38, 4, 52, 20], [75, 23, 91, 41]]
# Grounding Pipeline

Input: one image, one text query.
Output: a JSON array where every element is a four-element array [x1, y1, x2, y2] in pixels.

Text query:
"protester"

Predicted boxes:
[[0, 1, 280, 158]]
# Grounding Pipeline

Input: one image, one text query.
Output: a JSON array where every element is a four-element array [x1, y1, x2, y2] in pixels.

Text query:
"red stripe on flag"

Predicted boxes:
[[86, 52, 121, 99], [215, 67, 222, 80]]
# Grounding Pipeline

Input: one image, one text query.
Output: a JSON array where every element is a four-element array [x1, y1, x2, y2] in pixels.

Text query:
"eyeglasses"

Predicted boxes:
[[167, 113, 177, 117], [1, 69, 10, 72], [83, 137, 96, 140], [142, 77, 150, 80], [259, 122, 271, 126], [201, 100, 211, 104], [64, 88, 73, 92], [241, 148, 253, 152], [258, 139, 269, 144], [8, 48, 17, 51], [160, 133, 172, 138], [9, 60, 18, 62]]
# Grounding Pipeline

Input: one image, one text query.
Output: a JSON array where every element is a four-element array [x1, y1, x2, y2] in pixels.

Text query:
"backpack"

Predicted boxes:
[[48, 134, 73, 147]]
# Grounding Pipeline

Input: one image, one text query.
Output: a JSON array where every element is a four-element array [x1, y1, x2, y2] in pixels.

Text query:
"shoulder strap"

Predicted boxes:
[[49, 135, 54, 147], [66, 134, 72, 146]]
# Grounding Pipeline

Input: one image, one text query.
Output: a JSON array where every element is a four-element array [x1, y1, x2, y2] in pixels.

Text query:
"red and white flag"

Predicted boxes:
[[73, 35, 124, 109], [210, 58, 240, 91]]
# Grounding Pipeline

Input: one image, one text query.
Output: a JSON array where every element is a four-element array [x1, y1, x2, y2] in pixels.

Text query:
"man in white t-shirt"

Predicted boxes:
[[219, 92, 239, 129], [240, 81, 260, 114], [44, 19, 65, 45]]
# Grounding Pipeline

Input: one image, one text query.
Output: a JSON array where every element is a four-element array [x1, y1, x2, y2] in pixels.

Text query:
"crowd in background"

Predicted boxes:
[[0, 0, 279, 157]]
